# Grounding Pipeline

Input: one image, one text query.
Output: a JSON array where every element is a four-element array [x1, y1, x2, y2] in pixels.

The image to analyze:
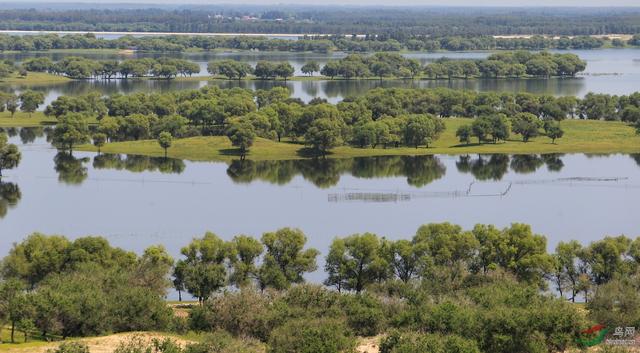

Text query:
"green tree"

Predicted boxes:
[[304, 118, 344, 156], [226, 121, 256, 159], [18, 90, 45, 117], [258, 228, 319, 290], [324, 233, 387, 293], [157, 131, 173, 158], [179, 232, 229, 303], [455, 124, 472, 145], [511, 112, 541, 142], [51, 113, 90, 153], [274, 62, 295, 81], [301, 61, 320, 76], [92, 133, 107, 154], [544, 121, 564, 143], [228, 235, 263, 288], [402, 114, 445, 148]]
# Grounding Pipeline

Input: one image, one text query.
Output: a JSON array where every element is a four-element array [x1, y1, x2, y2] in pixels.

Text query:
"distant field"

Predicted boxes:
[[0, 112, 56, 127], [77, 119, 640, 162], [0, 112, 100, 127], [0, 72, 71, 85]]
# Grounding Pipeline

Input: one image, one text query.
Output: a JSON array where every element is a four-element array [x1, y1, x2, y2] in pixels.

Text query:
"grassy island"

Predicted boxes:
[[77, 119, 640, 161]]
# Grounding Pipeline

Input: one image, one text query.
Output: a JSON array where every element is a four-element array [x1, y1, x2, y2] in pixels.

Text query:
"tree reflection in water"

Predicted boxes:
[[54, 152, 90, 185], [93, 154, 186, 174], [0, 181, 21, 218], [226, 155, 446, 188], [457, 154, 565, 180]]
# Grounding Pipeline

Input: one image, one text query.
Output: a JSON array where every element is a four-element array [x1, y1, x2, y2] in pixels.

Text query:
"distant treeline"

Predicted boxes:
[[14, 51, 587, 81], [0, 7, 640, 35], [0, 33, 639, 53], [21, 56, 200, 79], [208, 52, 586, 80], [316, 52, 586, 79]]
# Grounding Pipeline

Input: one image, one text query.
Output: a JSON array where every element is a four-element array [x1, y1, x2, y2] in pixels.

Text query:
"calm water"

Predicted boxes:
[[2, 130, 639, 275], [1, 49, 639, 107]]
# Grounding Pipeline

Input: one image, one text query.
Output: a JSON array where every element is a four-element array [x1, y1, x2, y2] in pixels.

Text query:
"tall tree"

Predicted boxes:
[[258, 228, 319, 290]]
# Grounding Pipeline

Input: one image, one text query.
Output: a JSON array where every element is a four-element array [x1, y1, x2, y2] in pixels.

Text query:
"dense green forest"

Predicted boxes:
[[1, 7, 639, 35], [1, 224, 640, 353], [0, 32, 637, 53]]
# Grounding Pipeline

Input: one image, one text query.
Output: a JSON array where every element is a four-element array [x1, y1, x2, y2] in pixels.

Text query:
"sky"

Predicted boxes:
[[1, 0, 639, 6]]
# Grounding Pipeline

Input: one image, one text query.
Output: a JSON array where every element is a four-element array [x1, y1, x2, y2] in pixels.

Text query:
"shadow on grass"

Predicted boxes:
[[296, 147, 332, 158], [219, 148, 244, 157]]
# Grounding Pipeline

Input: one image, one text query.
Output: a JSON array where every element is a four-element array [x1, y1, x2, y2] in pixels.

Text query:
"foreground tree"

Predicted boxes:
[[324, 233, 387, 293], [179, 232, 229, 303], [258, 228, 319, 290]]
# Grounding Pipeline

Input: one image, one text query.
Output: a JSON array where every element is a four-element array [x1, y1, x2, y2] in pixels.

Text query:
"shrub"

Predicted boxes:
[[380, 331, 480, 353], [184, 331, 264, 353], [267, 318, 355, 353], [340, 293, 386, 336], [46, 342, 91, 353]]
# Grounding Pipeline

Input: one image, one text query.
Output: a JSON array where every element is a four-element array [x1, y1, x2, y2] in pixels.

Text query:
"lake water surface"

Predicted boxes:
[[1, 130, 639, 276]]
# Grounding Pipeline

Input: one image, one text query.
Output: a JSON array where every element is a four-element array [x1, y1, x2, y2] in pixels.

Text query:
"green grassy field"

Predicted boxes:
[[77, 119, 640, 162], [0, 72, 71, 85], [0, 112, 101, 127], [0, 112, 58, 127]]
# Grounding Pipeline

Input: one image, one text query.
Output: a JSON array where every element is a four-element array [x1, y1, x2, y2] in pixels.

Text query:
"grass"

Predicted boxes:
[[0, 72, 71, 85], [77, 119, 640, 162], [0, 112, 99, 127], [0, 325, 62, 350], [0, 112, 57, 127]]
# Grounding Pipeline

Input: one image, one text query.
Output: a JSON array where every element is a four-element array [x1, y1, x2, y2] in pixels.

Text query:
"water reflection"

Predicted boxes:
[[225, 155, 447, 188], [57, 153, 581, 187], [456, 154, 510, 181], [0, 181, 21, 218], [456, 154, 565, 179], [93, 154, 186, 174], [53, 152, 90, 185]]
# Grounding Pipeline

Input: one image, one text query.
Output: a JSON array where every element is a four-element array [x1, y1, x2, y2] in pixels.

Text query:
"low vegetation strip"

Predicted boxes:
[[77, 119, 640, 161], [2, 224, 640, 353]]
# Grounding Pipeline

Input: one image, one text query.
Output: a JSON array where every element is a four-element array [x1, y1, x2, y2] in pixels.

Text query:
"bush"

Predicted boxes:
[[267, 318, 355, 353], [184, 331, 264, 353], [380, 331, 480, 353], [190, 290, 277, 341], [588, 280, 640, 328], [46, 342, 90, 353], [340, 293, 386, 336]]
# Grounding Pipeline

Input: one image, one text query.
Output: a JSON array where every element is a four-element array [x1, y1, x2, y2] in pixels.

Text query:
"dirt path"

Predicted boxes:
[[1, 332, 193, 353], [357, 336, 382, 353]]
